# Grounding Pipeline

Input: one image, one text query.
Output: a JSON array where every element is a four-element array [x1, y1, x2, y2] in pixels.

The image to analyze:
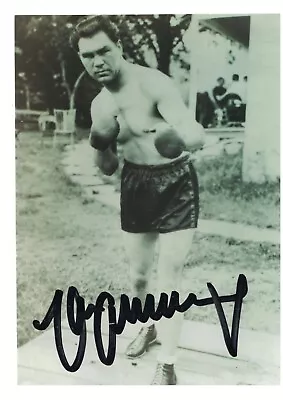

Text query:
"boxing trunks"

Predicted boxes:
[[120, 154, 199, 233]]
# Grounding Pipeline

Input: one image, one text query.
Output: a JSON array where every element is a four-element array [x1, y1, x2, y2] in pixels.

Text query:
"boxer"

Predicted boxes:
[[70, 16, 204, 385]]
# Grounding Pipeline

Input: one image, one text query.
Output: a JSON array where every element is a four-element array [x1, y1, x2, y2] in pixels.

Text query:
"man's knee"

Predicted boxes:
[[158, 230, 195, 271]]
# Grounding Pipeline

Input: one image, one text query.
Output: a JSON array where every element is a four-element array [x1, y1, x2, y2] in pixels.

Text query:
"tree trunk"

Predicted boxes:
[[153, 15, 173, 75], [70, 70, 86, 109], [24, 83, 31, 109], [43, 70, 56, 114], [183, 14, 200, 114], [60, 58, 72, 106], [242, 14, 280, 183]]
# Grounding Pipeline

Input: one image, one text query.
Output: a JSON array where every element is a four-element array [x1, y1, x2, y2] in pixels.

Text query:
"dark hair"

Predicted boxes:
[[217, 77, 225, 82], [70, 16, 120, 51], [232, 74, 239, 81]]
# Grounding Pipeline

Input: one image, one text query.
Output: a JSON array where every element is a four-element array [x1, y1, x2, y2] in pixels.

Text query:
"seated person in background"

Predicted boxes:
[[224, 74, 246, 126], [212, 77, 227, 108]]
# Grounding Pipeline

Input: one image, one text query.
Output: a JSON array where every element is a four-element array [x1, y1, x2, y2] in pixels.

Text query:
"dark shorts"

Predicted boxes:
[[120, 155, 199, 234]]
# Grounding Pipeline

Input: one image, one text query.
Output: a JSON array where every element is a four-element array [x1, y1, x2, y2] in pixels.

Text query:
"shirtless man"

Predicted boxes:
[[70, 16, 205, 385]]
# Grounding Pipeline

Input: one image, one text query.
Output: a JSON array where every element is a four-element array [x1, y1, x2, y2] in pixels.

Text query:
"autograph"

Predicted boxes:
[[33, 274, 248, 372]]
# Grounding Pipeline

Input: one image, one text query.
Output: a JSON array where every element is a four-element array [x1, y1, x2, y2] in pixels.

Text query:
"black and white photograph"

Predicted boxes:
[[14, 13, 280, 386]]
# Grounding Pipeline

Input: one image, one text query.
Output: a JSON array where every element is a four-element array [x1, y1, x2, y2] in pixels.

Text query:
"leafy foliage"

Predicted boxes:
[[15, 16, 84, 110], [15, 14, 192, 112], [110, 14, 192, 74]]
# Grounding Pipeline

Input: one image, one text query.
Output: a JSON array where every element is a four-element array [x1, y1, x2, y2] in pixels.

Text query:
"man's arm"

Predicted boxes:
[[90, 94, 119, 176], [215, 91, 226, 102], [152, 72, 205, 151]]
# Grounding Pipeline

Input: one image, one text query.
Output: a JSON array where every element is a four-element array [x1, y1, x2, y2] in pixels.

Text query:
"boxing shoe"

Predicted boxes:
[[151, 363, 177, 385], [125, 324, 157, 359]]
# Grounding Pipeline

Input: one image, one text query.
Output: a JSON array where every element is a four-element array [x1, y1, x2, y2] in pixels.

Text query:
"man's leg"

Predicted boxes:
[[123, 231, 158, 303], [152, 228, 195, 384], [123, 231, 159, 358]]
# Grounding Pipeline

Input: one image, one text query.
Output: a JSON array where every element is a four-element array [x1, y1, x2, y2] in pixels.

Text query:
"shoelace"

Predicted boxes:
[[152, 364, 166, 384], [128, 328, 150, 350]]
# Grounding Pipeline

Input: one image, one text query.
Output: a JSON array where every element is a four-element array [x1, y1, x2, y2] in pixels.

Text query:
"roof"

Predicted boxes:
[[198, 15, 251, 48]]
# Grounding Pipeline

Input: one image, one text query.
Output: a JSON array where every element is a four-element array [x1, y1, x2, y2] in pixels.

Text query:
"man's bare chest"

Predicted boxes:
[[110, 84, 159, 135]]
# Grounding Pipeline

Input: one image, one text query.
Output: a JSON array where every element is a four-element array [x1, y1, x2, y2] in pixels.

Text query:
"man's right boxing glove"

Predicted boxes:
[[90, 115, 120, 151], [153, 122, 186, 159]]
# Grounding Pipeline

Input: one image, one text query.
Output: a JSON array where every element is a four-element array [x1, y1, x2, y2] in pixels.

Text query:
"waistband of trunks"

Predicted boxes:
[[123, 154, 191, 175]]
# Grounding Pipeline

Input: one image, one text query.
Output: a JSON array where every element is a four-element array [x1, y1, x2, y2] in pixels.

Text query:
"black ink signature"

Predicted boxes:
[[33, 274, 248, 372]]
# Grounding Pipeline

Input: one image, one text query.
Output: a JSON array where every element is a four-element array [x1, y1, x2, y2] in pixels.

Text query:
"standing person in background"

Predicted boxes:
[[215, 74, 244, 103], [70, 16, 204, 385], [242, 75, 248, 105], [225, 74, 244, 100], [241, 75, 248, 121]]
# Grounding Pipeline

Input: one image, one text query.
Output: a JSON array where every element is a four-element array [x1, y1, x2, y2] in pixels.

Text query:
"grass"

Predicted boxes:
[[16, 132, 280, 348], [195, 150, 280, 229], [182, 235, 279, 333]]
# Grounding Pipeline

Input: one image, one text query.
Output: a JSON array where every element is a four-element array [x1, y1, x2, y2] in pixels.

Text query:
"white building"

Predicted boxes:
[[185, 14, 280, 183]]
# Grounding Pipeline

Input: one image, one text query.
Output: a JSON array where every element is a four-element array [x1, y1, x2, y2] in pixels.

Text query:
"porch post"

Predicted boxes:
[[242, 14, 280, 182], [183, 14, 200, 115]]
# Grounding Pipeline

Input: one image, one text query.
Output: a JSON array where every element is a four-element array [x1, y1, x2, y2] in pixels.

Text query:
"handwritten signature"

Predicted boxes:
[[33, 274, 248, 372]]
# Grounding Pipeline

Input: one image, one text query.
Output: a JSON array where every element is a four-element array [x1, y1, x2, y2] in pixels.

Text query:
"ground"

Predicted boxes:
[[16, 132, 280, 347], [195, 152, 279, 229]]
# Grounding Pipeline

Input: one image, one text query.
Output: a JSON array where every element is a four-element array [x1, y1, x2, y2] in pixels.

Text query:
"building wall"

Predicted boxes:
[[242, 14, 280, 182]]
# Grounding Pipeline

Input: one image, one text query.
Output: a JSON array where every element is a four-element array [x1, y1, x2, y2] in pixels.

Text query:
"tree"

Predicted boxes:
[[15, 15, 192, 117], [111, 14, 191, 75], [15, 15, 85, 111]]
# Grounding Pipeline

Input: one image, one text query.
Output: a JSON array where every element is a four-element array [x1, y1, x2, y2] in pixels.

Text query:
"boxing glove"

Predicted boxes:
[[153, 122, 186, 159], [95, 147, 119, 176], [90, 115, 120, 151]]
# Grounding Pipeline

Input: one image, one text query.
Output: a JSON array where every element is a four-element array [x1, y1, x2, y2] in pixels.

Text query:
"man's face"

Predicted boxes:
[[78, 31, 122, 83], [217, 78, 225, 87]]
